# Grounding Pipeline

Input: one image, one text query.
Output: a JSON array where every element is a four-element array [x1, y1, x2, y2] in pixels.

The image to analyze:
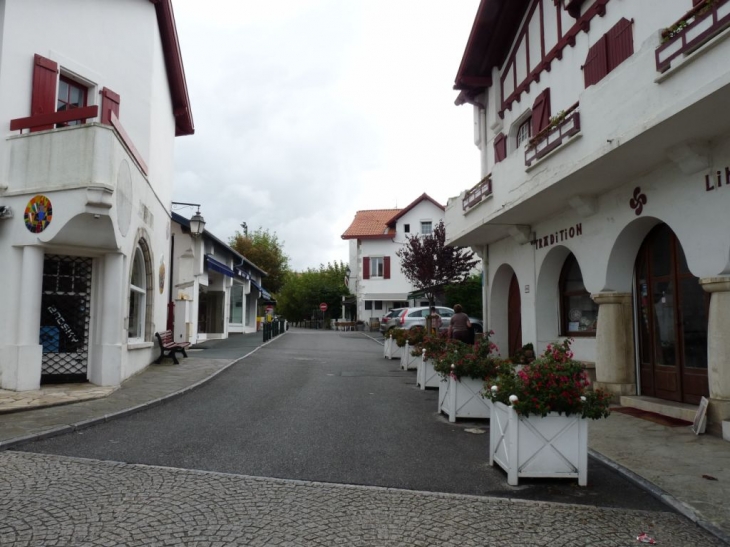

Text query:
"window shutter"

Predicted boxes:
[[363, 257, 370, 280], [607, 18, 634, 72], [583, 35, 608, 87], [384, 256, 391, 279], [494, 133, 507, 163], [531, 88, 551, 136], [100, 87, 120, 125], [31, 54, 59, 132]]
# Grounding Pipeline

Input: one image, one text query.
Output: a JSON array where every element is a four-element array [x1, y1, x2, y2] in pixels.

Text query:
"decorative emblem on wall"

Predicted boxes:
[[24, 195, 53, 233], [159, 258, 166, 294], [629, 187, 647, 216]]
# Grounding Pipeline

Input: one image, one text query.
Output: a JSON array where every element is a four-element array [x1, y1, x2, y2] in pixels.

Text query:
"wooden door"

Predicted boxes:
[[508, 273, 522, 358]]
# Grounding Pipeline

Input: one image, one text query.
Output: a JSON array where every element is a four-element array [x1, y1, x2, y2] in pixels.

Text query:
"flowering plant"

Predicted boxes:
[[433, 333, 501, 381], [483, 339, 611, 419], [390, 328, 409, 348]]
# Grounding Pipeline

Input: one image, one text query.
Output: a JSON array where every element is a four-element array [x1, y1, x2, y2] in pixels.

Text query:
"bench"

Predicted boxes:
[[154, 330, 191, 365]]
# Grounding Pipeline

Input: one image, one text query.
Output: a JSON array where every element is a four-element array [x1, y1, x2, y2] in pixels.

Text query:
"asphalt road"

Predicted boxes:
[[19, 330, 667, 511]]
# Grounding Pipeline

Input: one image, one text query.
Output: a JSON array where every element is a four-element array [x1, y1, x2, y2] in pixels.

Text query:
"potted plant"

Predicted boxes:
[[483, 339, 611, 486], [415, 333, 448, 390], [435, 335, 500, 422], [384, 328, 408, 360], [401, 328, 425, 370]]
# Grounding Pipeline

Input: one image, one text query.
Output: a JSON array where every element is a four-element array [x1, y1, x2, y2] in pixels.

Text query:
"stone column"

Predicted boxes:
[[15, 245, 45, 390], [90, 253, 124, 387], [591, 292, 636, 400], [700, 277, 730, 425]]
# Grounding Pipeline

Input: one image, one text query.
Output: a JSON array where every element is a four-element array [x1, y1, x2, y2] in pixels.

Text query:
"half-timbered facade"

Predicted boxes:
[[445, 0, 730, 433], [0, 0, 193, 391]]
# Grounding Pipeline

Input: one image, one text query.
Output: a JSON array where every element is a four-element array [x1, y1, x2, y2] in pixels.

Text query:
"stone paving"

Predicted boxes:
[[0, 451, 722, 547], [0, 384, 117, 413]]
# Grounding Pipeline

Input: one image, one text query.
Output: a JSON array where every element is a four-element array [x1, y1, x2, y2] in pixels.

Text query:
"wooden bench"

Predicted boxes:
[[154, 330, 191, 365]]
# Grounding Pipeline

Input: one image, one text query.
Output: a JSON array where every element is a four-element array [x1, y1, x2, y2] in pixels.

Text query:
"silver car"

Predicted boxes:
[[387, 306, 483, 334], [379, 308, 405, 334]]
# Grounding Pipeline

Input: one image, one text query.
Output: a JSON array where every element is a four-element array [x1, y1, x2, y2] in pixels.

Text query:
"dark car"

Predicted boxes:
[[379, 308, 405, 334]]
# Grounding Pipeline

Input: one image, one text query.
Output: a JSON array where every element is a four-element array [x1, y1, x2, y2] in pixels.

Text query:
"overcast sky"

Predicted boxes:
[[172, 0, 481, 271]]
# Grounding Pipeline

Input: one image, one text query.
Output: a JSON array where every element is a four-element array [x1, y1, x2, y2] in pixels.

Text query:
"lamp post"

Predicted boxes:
[[168, 202, 206, 331]]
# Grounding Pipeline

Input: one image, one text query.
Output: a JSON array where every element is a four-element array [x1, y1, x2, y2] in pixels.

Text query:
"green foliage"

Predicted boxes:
[[483, 339, 612, 419], [276, 261, 350, 323], [390, 328, 409, 347], [443, 274, 483, 319], [396, 221, 479, 308], [432, 334, 501, 381], [229, 228, 290, 295]]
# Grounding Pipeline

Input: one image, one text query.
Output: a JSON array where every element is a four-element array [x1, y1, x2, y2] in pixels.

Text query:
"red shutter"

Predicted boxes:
[[363, 257, 370, 280], [494, 133, 507, 163], [30, 54, 59, 132], [531, 88, 551, 136], [583, 35, 608, 87], [607, 18, 634, 73], [384, 256, 391, 279], [100, 87, 120, 125]]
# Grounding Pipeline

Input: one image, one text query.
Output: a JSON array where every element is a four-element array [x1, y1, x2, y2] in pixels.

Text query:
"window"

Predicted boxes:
[[404, 224, 410, 233], [370, 257, 384, 277], [128, 246, 147, 340], [365, 301, 373, 310], [560, 253, 598, 335], [421, 221, 432, 235], [56, 75, 87, 127], [374, 301, 383, 310], [584, 18, 634, 87], [516, 118, 531, 147]]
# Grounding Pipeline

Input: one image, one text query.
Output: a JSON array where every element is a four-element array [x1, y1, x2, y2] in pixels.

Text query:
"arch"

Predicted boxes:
[[535, 245, 571, 344], [490, 263, 518, 358], [603, 216, 663, 292], [128, 231, 154, 342]]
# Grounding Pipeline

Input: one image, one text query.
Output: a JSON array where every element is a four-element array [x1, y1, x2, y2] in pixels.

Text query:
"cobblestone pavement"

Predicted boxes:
[[0, 452, 721, 547]]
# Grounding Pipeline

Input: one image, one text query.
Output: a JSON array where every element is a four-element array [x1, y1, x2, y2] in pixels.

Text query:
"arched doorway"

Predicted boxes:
[[635, 224, 709, 404], [508, 273, 522, 357]]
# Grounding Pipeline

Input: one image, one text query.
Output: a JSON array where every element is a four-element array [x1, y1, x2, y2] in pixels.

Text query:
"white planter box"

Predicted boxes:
[[400, 342, 419, 370], [438, 375, 491, 422], [489, 400, 588, 486], [383, 337, 403, 360], [417, 354, 440, 390]]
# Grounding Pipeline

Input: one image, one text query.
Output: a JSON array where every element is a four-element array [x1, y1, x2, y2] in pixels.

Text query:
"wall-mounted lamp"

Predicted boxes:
[[0, 205, 13, 219], [172, 201, 206, 237]]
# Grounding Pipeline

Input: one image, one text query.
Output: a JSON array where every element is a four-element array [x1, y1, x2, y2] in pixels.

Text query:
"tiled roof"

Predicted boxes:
[[341, 209, 401, 240]]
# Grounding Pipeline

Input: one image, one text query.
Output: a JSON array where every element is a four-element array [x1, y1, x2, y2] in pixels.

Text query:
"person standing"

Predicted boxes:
[[428, 307, 442, 334], [448, 304, 472, 344]]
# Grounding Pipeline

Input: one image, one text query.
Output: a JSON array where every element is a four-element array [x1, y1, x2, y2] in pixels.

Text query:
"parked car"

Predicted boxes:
[[379, 308, 405, 333], [384, 306, 483, 334]]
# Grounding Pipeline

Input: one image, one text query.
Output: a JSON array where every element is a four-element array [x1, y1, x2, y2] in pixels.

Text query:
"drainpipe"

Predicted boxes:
[[482, 244, 489, 332], [167, 233, 175, 331]]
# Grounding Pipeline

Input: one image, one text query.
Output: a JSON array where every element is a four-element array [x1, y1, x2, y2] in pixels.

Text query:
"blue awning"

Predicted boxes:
[[249, 278, 272, 300], [205, 255, 234, 277]]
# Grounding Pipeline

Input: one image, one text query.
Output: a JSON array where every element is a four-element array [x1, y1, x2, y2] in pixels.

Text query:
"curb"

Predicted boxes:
[[589, 449, 730, 545], [0, 333, 286, 452]]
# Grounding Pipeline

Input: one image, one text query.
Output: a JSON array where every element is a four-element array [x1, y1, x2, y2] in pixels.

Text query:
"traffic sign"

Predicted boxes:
[[265, 305, 273, 313], [319, 303, 328, 312]]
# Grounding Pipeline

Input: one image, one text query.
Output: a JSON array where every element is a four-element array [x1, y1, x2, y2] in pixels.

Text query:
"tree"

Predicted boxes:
[[229, 228, 290, 295], [276, 262, 351, 325], [444, 274, 483, 319], [396, 220, 479, 311]]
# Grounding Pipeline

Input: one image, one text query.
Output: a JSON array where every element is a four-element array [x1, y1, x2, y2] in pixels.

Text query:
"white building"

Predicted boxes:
[[342, 193, 445, 323], [171, 212, 269, 344], [445, 0, 730, 433], [0, 0, 193, 391]]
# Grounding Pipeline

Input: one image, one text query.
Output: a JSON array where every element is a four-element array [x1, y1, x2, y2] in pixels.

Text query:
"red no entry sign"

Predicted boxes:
[[319, 303, 328, 312]]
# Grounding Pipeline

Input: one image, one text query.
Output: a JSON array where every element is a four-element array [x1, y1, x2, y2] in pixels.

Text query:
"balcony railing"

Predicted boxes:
[[656, 0, 730, 73], [525, 104, 580, 167], [10, 106, 99, 133], [462, 174, 492, 212]]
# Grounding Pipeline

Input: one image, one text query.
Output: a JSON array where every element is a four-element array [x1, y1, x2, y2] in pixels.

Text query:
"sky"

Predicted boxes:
[[171, 0, 481, 271]]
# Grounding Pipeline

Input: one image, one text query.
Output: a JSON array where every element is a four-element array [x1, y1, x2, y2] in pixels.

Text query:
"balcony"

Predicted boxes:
[[656, 0, 730, 73], [462, 174, 492, 212], [525, 103, 581, 167]]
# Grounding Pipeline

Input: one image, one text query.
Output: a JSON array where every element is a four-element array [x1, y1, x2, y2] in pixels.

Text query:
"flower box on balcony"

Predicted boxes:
[[462, 174, 492, 212], [525, 106, 581, 167], [656, 0, 730, 73]]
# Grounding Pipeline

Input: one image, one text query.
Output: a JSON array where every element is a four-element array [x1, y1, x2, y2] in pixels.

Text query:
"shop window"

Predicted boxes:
[[129, 246, 147, 340], [560, 253, 598, 335]]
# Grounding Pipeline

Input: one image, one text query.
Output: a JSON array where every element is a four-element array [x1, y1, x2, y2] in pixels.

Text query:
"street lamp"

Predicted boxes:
[[172, 201, 206, 237]]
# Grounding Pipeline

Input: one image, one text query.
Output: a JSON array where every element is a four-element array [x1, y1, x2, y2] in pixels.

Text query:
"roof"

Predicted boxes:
[[150, 0, 194, 136], [386, 193, 444, 227], [341, 209, 400, 240], [172, 212, 267, 276], [453, 0, 531, 102]]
